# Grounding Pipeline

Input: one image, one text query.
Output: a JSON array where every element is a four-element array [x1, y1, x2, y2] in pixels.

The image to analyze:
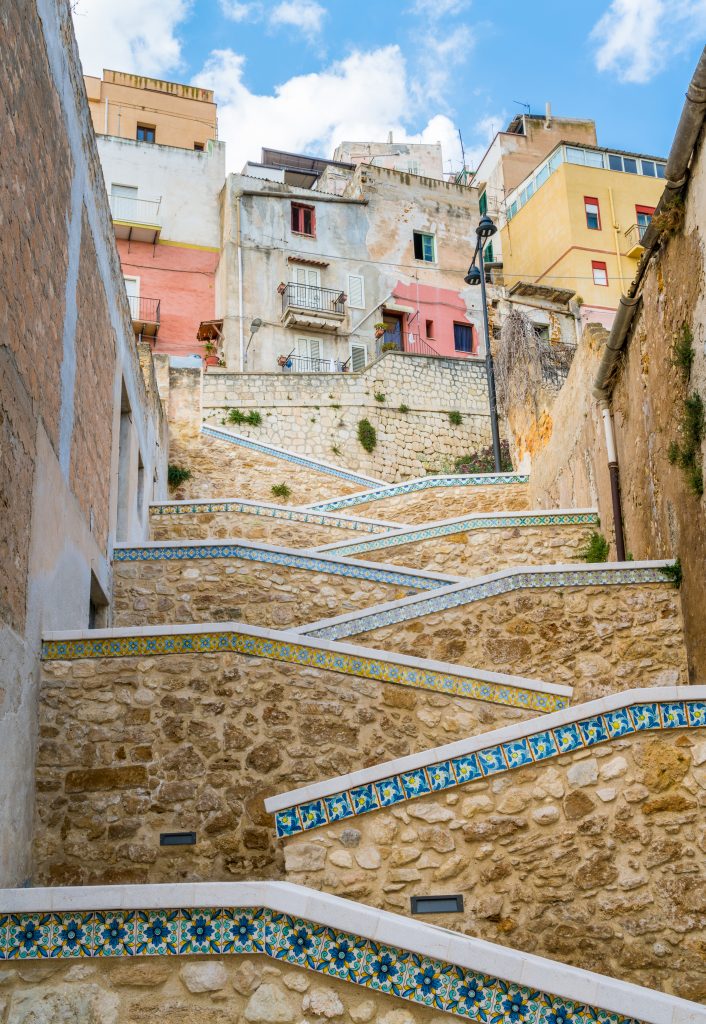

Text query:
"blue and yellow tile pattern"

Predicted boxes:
[[308, 473, 530, 513], [273, 698, 706, 839], [0, 903, 643, 1024], [149, 501, 389, 535]]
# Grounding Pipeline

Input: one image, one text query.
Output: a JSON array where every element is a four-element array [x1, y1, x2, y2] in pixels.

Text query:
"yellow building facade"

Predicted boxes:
[[500, 143, 666, 324], [84, 70, 217, 150]]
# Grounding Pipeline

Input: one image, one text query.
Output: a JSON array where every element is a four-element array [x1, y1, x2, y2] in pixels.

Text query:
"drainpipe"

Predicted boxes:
[[236, 195, 245, 371], [598, 401, 626, 561]]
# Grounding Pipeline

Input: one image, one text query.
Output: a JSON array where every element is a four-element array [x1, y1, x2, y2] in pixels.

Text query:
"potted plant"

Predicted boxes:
[[203, 340, 219, 368], [374, 322, 387, 339]]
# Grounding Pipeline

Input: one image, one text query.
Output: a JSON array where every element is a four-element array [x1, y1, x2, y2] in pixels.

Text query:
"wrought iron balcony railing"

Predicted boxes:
[[625, 221, 650, 251], [281, 282, 346, 316], [280, 354, 348, 373], [128, 295, 161, 324], [109, 194, 162, 226]]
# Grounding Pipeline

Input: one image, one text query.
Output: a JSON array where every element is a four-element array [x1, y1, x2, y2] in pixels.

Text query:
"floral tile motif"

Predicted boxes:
[[660, 702, 688, 728], [400, 768, 432, 799], [317, 929, 367, 981], [308, 473, 530, 514], [0, 915, 8, 959], [428, 760, 456, 791], [630, 703, 661, 731], [93, 912, 136, 957], [222, 908, 266, 954], [447, 968, 497, 1020], [401, 952, 455, 1010], [375, 776, 406, 808], [299, 800, 328, 830], [489, 980, 542, 1024], [502, 737, 534, 769], [528, 731, 558, 761], [6, 914, 53, 960], [552, 723, 584, 754], [578, 716, 609, 746], [149, 500, 385, 535], [603, 709, 635, 738], [325, 791, 355, 823], [350, 784, 380, 815], [687, 701, 706, 727], [359, 941, 410, 996], [179, 909, 223, 955], [269, 914, 327, 969], [276, 808, 302, 838], [135, 910, 179, 955], [452, 754, 483, 784], [49, 913, 94, 958], [478, 745, 508, 776]]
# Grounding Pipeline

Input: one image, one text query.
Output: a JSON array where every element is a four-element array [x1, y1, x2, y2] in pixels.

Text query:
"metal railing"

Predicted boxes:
[[537, 336, 577, 389], [280, 354, 348, 373], [378, 333, 442, 359], [625, 222, 650, 248], [281, 282, 346, 316], [128, 295, 161, 324], [109, 194, 162, 226]]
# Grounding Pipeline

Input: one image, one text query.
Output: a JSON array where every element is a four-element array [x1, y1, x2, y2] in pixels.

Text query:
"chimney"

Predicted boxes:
[[545, 102, 552, 128], [388, 130, 393, 144]]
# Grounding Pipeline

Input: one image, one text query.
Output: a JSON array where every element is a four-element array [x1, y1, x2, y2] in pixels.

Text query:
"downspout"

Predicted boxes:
[[236, 195, 245, 371], [592, 43, 706, 558]]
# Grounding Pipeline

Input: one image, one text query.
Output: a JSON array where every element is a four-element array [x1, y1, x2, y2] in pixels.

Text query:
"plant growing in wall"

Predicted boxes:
[[672, 323, 695, 378], [358, 418, 377, 453], [374, 392, 386, 403], [577, 531, 610, 563], [228, 409, 262, 427], [398, 404, 410, 413], [668, 392, 704, 496], [448, 410, 463, 426], [168, 464, 191, 491], [331, 445, 342, 456], [659, 558, 683, 588], [271, 483, 291, 499], [454, 441, 512, 474]]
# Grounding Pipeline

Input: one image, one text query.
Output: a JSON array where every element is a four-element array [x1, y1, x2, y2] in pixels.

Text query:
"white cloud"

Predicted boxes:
[[415, 25, 474, 106], [270, 0, 326, 38], [412, 0, 470, 16], [219, 0, 258, 20], [72, 0, 190, 77], [591, 0, 706, 83]]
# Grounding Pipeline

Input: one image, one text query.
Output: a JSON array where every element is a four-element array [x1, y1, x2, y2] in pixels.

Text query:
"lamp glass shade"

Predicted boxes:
[[464, 264, 482, 286], [476, 215, 497, 239]]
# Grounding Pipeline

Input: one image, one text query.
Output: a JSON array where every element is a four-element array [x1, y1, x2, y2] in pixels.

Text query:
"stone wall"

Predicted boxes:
[[342, 482, 531, 523], [112, 558, 411, 629], [150, 509, 356, 545], [202, 353, 494, 481], [343, 522, 596, 578], [34, 650, 534, 886], [280, 729, 706, 1001], [353, 583, 687, 702], [0, 955, 453, 1023]]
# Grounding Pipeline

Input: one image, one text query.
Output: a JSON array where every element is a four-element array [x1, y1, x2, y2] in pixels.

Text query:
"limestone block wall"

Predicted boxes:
[[34, 650, 535, 886], [335, 482, 531, 523], [280, 729, 706, 1002], [201, 353, 494, 481], [353, 584, 687, 702], [112, 556, 412, 629], [0, 956, 454, 1023], [149, 509, 359, 545], [340, 522, 596, 577]]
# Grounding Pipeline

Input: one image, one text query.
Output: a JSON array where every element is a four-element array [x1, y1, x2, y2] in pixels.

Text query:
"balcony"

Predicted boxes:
[[625, 221, 649, 258], [280, 282, 346, 331], [128, 294, 161, 338], [280, 354, 348, 373], [109, 194, 162, 244]]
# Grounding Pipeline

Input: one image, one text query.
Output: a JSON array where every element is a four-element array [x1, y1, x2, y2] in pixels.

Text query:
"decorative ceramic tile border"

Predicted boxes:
[[3, 882, 697, 1024], [41, 622, 571, 713], [149, 498, 401, 535], [265, 687, 706, 839], [304, 472, 530, 513], [314, 509, 599, 556], [298, 562, 674, 642], [112, 540, 453, 592], [201, 425, 387, 488]]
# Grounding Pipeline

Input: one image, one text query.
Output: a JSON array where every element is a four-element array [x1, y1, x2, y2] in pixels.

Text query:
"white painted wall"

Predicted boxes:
[[97, 136, 225, 247]]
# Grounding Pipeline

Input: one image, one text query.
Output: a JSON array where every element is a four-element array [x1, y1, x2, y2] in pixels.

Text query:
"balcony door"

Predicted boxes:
[[296, 336, 328, 371], [292, 265, 321, 310], [111, 183, 138, 221], [123, 276, 139, 320]]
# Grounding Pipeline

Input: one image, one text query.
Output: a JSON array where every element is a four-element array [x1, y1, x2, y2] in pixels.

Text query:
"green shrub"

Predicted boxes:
[[271, 483, 291, 499], [672, 323, 694, 378], [374, 392, 386, 403], [398, 404, 410, 413], [331, 445, 341, 456], [381, 341, 398, 352], [167, 464, 191, 490], [670, 392, 704, 496], [358, 418, 377, 452], [453, 440, 512, 474], [577, 531, 610, 563], [659, 558, 682, 588], [227, 408, 262, 427], [448, 410, 463, 426]]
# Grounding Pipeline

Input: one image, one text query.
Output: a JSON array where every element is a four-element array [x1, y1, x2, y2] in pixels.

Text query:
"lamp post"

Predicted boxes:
[[464, 215, 502, 473]]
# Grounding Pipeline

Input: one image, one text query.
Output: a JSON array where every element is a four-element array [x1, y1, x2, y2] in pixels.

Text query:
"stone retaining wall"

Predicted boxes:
[[34, 651, 534, 886], [149, 510, 358, 545], [334, 482, 531, 523], [112, 558, 412, 630], [280, 729, 706, 1002], [202, 353, 494, 482], [353, 583, 687, 702]]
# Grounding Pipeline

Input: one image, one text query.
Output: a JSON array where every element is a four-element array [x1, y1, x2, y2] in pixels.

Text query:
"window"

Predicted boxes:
[[584, 197, 601, 230], [592, 260, 608, 286], [413, 231, 435, 262], [136, 124, 155, 143], [533, 323, 550, 343], [194, 142, 205, 151], [636, 204, 655, 229], [407, 162, 420, 175], [623, 157, 638, 174], [425, 319, 434, 338], [641, 159, 655, 176], [291, 202, 315, 236], [608, 153, 623, 171], [348, 274, 365, 309], [656, 163, 666, 178], [454, 323, 475, 353], [479, 191, 488, 215], [566, 146, 603, 167], [483, 240, 494, 263], [350, 343, 367, 372]]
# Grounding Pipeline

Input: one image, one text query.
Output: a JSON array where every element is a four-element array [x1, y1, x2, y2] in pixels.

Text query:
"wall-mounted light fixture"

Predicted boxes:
[[411, 894, 464, 915], [160, 832, 196, 847]]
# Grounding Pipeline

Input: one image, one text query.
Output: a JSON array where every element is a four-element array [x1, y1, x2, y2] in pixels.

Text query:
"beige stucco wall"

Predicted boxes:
[[34, 650, 533, 886], [353, 583, 687, 702], [281, 729, 706, 1001]]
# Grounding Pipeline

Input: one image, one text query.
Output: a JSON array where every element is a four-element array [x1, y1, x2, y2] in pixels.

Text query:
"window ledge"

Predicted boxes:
[[292, 231, 316, 239]]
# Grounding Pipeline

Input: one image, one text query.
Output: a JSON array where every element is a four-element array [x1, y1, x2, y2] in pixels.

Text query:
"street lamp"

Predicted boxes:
[[244, 317, 263, 368], [464, 215, 502, 473]]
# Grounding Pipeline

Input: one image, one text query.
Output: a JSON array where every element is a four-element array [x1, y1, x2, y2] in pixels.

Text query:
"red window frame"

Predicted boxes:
[[291, 202, 316, 237], [592, 260, 608, 286], [584, 196, 601, 230], [635, 204, 655, 219], [453, 322, 477, 354]]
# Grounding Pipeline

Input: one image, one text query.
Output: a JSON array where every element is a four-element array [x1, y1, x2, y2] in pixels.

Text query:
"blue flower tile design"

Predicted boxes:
[[502, 737, 534, 769], [6, 914, 53, 960], [375, 776, 406, 808], [489, 980, 541, 1024], [603, 709, 635, 738], [660, 702, 687, 728], [324, 792, 355, 823], [0, 915, 8, 959], [401, 769, 432, 799], [360, 941, 408, 995], [539, 997, 587, 1024], [528, 731, 558, 761], [299, 800, 328, 831], [448, 968, 496, 1020], [427, 760, 456, 791], [49, 913, 94, 958], [271, 915, 326, 968], [578, 716, 608, 746], [451, 754, 482, 784], [350, 784, 380, 816], [686, 701, 706, 727], [630, 703, 661, 731], [275, 808, 302, 838], [135, 910, 179, 956], [93, 912, 136, 957], [401, 953, 453, 1009], [477, 745, 507, 776], [222, 909, 265, 954], [318, 928, 367, 980], [552, 723, 584, 753], [179, 909, 222, 955]]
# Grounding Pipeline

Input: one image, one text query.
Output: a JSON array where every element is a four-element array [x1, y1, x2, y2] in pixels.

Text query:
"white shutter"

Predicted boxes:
[[348, 274, 365, 309], [308, 338, 321, 362], [306, 269, 320, 287], [350, 344, 367, 372], [294, 266, 307, 284]]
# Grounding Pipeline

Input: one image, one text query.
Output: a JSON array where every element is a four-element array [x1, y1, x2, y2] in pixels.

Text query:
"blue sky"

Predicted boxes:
[[74, 0, 706, 173]]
